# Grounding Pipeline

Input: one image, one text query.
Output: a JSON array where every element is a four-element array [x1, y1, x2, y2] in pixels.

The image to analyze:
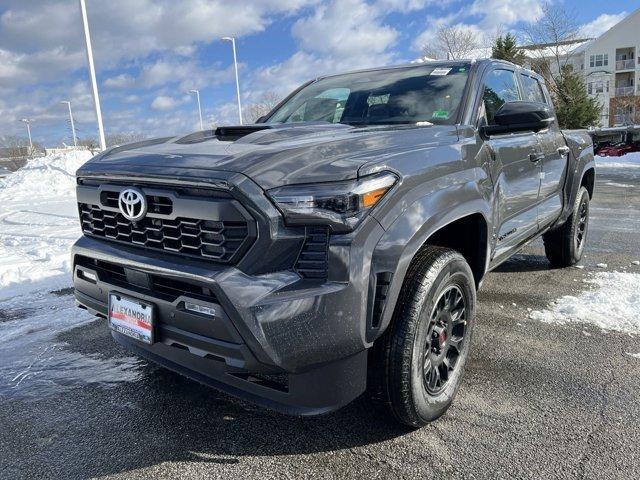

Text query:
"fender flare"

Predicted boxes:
[[368, 183, 491, 340]]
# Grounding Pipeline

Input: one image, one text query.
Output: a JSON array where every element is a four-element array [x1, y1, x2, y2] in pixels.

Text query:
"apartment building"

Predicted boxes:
[[522, 8, 640, 127], [583, 9, 640, 126]]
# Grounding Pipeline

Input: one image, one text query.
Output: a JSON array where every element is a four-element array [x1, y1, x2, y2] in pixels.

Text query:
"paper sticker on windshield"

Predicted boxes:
[[432, 110, 450, 119], [430, 68, 452, 76]]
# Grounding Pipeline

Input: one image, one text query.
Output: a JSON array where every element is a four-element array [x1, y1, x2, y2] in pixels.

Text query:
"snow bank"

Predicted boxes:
[[596, 152, 640, 169], [0, 151, 144, 399], [530, 272, 640, 334], [0, 150, 92, 300], [0, 150, 91, 199]]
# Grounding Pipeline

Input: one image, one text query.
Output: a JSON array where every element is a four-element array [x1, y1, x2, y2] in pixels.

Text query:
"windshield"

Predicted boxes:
[[265, 64, 470, 126]]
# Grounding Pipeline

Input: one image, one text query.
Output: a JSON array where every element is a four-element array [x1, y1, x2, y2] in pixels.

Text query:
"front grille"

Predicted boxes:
[[79, 203, 250, 263], [295, 227, 329, 279], [100, 190, 173, 215], [152, 276, 216, 302], [94, 259, 127, 284], [76, 256, 217, 303]]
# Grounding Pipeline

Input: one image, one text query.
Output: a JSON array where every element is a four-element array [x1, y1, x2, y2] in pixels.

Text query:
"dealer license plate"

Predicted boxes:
[[108, 293, 154, 344]]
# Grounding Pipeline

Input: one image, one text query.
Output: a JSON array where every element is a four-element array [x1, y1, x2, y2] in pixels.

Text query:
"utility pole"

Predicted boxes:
[[79, 0, 106, 150], [20, 119, 33, 154], [189, 89, 204, 130], [222, 37, 243, 124], [61, 101, 77, 147]]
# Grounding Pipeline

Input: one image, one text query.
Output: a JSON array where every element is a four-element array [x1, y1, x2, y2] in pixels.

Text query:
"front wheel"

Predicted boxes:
[[543, 186, 590, 268], [374, 246, 476, 427]]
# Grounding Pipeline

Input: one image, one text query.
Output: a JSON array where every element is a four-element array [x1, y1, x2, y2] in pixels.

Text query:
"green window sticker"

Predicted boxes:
[[432, 110, 449, 119]]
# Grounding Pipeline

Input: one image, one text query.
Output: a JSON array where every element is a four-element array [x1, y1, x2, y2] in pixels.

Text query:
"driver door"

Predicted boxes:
[[480, 68, 543, 263]]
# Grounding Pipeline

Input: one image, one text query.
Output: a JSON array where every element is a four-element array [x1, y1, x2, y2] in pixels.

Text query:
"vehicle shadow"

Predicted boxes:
[[43, 367, 411, 477], [15, 321, 413, 478]]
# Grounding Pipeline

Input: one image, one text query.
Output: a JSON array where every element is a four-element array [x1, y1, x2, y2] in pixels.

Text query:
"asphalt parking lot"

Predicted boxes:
[[1, 167, 639, 480]]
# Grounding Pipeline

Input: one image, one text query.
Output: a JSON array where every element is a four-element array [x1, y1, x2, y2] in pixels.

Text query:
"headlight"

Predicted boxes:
[[267, 171, 398, 232]]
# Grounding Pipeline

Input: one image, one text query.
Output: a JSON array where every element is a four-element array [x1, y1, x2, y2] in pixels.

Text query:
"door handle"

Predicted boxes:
[[557, 146, 570, 156], [529, 153, 544, 163]]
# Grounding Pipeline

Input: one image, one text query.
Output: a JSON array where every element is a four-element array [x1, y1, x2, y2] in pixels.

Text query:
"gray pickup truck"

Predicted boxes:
[[72, 59, 594, 427]]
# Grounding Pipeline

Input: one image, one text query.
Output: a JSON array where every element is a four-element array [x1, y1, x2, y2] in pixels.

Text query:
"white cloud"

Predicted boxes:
[[0, 47, 85, 88], [252, 0, 406, 101], [104, 73, 135, 89], [292, 0, 397, 58], [412, 0, 544, 54], [579, 12, 627, 38], [470, 0, 544, 30], [0, 0, 317, 88], [252, 52, 332, 97], [150, 94, 188, 111], [173, 45, 198, 57], [374, 0, 435, 12], [411, 13, 458, 51]]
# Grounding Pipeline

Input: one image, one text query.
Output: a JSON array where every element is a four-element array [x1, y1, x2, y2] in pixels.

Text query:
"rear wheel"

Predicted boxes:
[[543, 186, 590, 268], [372, 246, 476, 427]]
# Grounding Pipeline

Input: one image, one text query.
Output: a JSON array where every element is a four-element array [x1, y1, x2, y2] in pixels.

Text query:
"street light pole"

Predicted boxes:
[[189, 89, 204, 130], [79, 0, 106, 150], [20, 119, 33, 153], [222, 37, 243, 124], [61, 101, 77, 148]]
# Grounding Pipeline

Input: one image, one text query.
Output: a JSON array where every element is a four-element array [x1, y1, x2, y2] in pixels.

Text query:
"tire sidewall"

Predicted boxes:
[[570, 187, 590, 262], [409, 257, 476, 423]]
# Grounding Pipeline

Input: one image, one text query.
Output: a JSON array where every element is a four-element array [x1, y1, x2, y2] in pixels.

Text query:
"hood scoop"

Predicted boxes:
[[176, 125, 273, 144]]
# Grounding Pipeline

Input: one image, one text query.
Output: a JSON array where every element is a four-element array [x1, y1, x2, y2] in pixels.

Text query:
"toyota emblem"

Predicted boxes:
[[118, 188, 147, 221]]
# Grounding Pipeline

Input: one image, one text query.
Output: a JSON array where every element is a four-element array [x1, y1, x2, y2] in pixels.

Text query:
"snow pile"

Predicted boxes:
[[0, 150, 145, 399], [0, 150, 91, 198], [0, 150, 93, 300], [530, 272, 640, 334], [596, 152, 640, 169]]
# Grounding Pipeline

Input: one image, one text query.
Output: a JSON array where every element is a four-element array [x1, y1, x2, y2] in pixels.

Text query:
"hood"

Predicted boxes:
[[77, 123, 459, 190]]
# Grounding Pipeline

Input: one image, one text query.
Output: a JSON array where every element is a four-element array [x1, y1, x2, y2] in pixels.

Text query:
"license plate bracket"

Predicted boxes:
[[108, 293, 155, 345]]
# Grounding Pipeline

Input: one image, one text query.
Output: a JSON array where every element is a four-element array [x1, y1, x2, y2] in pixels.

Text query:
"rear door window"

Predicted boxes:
[[520, 74, 547, 104], [482, 69, 520, 125]]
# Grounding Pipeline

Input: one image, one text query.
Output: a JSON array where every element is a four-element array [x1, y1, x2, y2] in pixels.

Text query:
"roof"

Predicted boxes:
[[316, 59, 476, 81], [588, 7, 640, 46], [520, 38, 594, 59]]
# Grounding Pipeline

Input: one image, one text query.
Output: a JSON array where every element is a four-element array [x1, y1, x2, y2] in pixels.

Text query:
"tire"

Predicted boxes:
[[543, 186, 590, 268], [372, 246, 476, 427]]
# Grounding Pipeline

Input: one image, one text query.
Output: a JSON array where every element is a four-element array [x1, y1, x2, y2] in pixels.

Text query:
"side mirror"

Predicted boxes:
[[255, 115, 267, 124], [481, 102, 554, 137]]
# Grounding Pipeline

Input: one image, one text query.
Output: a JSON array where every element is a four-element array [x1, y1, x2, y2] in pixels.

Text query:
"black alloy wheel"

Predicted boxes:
[[575, 196, 589, 253], [422, 285, 467, 395]]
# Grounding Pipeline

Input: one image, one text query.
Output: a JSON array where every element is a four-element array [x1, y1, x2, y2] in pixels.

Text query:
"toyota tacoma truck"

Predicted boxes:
[[72, 59, 594, 427]]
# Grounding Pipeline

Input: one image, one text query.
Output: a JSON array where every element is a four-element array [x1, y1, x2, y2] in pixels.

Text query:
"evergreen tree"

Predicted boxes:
[[491, 33, 526, 65], [554, 66, 601, 129]]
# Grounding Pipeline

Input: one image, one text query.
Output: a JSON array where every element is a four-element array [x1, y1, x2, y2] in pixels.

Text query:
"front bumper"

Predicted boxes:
[[72, 207, 384, 414]]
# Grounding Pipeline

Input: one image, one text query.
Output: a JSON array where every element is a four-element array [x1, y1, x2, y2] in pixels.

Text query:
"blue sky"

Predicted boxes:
[[0, 0, 635, 146]]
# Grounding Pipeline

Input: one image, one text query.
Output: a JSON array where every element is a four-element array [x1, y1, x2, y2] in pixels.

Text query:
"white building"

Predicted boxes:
[[521, 8, 640, 127], [582, 8, 640, 126]]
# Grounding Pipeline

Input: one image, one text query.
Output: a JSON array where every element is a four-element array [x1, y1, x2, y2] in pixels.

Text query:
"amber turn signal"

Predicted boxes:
[[362, 186, 390, 208]]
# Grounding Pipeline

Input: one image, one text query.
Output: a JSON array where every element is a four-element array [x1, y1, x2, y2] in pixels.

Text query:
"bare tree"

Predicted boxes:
[[0, 135, 40, 157], [105, 132, 147, 147], [245, 91, 281, 123], [77, 136, 100, 151], [421, 25, 480, 60], [611, 95, 640, 126], [521, 1, 581, 93]]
